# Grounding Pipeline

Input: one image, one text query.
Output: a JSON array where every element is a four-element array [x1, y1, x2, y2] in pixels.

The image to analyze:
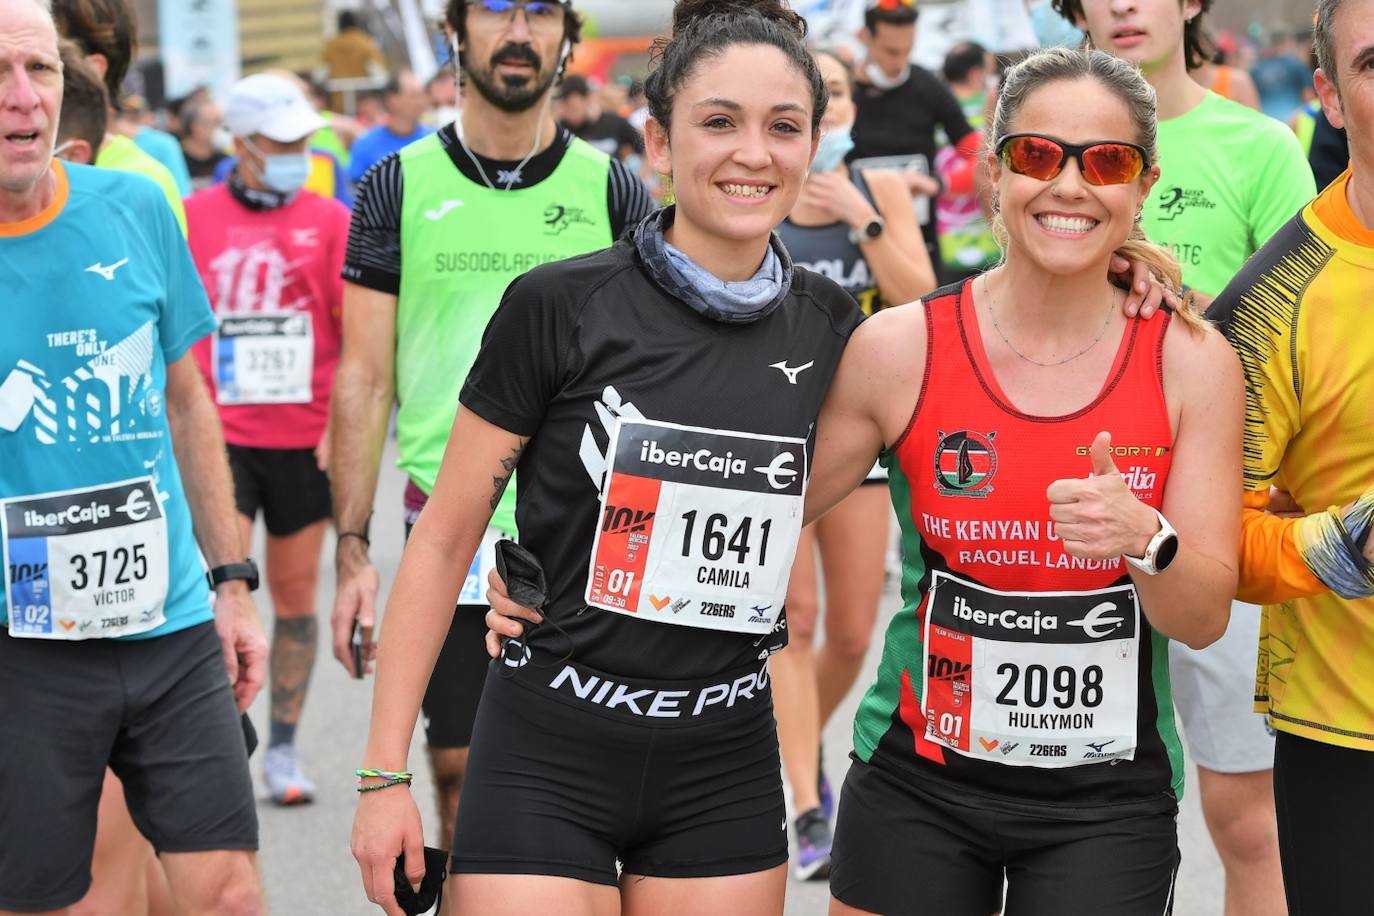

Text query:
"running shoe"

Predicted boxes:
[[793, 806, 833, 881], [262, 744, 316, 806]]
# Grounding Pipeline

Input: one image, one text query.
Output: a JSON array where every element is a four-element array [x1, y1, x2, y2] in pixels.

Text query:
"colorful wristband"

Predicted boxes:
[[356, 768, 413, 783]]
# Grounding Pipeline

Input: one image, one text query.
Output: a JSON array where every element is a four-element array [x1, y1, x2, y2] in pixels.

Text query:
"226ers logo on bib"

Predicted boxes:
[[585, 418, 805, 634], [921, 571, 1139, 768], [2, 478, 169, 639]]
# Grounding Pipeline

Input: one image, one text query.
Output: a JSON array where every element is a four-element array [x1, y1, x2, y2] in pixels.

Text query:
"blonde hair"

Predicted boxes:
[[987, 47, 1203, 329]]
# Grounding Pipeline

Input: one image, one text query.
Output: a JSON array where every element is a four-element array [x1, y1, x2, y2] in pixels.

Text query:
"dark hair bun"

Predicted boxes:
[[671, 0, 808, 40]]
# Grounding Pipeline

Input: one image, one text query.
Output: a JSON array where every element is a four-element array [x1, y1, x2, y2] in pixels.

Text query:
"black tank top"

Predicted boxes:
[[778, 169, 889, 316]]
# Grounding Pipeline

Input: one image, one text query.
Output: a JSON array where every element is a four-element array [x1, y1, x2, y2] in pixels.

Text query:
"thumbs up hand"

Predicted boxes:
[[1047, 431, 1159, 561]]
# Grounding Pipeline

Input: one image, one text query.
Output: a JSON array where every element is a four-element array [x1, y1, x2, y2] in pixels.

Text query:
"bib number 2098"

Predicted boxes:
[[994, 663, 1104, 710]]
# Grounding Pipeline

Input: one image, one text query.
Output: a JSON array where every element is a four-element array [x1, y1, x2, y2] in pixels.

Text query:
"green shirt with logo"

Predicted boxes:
[[1145, 92, 1316, 299], [396, 134, 613, 535]]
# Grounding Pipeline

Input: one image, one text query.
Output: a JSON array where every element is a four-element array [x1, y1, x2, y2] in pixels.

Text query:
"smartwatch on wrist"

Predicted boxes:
[[1123, 509, 1179, 576], [208, 559, 260, 592], [849, 215, 885, 245]]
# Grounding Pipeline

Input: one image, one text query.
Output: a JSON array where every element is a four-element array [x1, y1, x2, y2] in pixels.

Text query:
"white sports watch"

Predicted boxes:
[[1123, 508, 1179, 576]]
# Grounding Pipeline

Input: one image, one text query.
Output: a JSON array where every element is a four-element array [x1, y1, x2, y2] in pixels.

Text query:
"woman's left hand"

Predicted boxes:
[[1111, 253, 1182, 320], [1047, 432, 1160, 561]]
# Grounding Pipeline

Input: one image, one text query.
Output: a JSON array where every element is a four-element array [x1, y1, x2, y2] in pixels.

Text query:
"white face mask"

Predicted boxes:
[[865, 60, 911, 90], [242, 137, 311, 194]]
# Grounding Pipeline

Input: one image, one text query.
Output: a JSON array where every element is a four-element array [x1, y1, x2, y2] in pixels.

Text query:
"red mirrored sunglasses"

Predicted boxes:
[[997, 133, 1150, 187]]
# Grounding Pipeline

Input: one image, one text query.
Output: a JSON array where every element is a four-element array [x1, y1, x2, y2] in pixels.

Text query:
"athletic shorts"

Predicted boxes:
[[1273, 730, 1374, 915], [227, 444, 331, 536], [403, 513, 491, 749], [0, 622, 258, 913], [830, 758, 1179, 916], [1169, 601, 1274, 773], [450, 653, 787, 884]]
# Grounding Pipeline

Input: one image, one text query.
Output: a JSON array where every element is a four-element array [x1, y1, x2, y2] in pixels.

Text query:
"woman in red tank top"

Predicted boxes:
[[810, 48, 1245, 915]]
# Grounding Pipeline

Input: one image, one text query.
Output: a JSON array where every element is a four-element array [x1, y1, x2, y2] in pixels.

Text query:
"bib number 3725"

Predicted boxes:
[[585, 418, 806, 635], [3, 478, 169, 639]]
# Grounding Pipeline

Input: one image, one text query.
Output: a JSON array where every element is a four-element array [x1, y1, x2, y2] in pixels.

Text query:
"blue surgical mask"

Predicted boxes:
[[243, 138, 311, 194], [811, 124, 855, 174]]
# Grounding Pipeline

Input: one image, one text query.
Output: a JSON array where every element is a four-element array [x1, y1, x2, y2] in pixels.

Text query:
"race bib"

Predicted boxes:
[[3, 478, 170, 639], [585, 418, 806, 634], [457, 527, 503, 605], [214, 312, 313, 405], [920, 570, 1139, 768]]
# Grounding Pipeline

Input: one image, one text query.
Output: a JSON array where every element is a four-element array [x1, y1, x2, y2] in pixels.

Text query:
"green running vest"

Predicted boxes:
[[397, 134, 613, 535]]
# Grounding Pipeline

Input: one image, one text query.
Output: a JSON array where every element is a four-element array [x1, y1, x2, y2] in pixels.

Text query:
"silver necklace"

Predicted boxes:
[[983, 274, 1115, 368]]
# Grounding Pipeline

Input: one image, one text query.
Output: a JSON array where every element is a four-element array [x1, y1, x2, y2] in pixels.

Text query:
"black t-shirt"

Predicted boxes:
[[849, 65, 974, 256], [342, 124, 653, 294], [459, 238, 862, 678], [563, 112, 644, 160], [850, 65, 974, 167]]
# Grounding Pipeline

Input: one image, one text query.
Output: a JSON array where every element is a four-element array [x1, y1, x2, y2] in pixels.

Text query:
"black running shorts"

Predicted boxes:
[[227, 444, 331, 536], [0, 622, 258, 913], [450, 653, 787, 884], [1273, 729, 1374, 915], [830, 758, 1179, 916]]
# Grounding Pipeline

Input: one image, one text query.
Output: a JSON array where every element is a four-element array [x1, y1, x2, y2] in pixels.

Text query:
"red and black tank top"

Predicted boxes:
[[851, 278, 1185, 817]]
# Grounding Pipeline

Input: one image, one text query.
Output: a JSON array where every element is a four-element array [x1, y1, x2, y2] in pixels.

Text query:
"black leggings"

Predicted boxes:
[[1273, 729, 1374, 914]]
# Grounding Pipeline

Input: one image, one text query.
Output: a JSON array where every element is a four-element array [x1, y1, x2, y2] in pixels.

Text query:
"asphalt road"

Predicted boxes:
[[249, 440, 1226, 915]]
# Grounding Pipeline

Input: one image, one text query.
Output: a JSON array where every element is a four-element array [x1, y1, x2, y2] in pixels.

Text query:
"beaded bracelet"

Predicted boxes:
[[358, 778, 410, 794], [356, 768, 414, 783]]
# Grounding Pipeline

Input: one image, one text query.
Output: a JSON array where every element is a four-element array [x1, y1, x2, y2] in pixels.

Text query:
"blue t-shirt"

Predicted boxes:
[[133, 127, 193, 198], [347, 123, 433, 182], [0, 162, 217, 639], [1250, 55, 1313, 123]]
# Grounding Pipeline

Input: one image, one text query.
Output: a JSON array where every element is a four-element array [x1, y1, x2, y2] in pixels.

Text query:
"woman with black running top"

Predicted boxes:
[[805, 48, 1244, 915], [352, 2, 859, 914], [772, 47, 934, 882]]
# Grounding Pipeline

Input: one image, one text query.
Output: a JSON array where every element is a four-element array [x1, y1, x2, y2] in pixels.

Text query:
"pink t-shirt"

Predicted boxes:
[[186, 185, 349, 449]]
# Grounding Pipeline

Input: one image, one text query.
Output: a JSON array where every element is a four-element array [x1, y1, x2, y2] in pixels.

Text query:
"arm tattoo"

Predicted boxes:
[[489, 440, 528, 511]]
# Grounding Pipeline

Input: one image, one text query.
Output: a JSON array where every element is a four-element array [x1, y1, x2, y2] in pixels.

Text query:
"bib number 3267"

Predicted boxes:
[[214, 312, 314, 405], [3, 478, 169, 639], [585, 418, 806, 635]]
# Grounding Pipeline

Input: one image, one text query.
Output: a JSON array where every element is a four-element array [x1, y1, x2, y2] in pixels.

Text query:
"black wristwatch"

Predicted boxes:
[[849, 215, 886, 245], [208, 559, 260, 591]]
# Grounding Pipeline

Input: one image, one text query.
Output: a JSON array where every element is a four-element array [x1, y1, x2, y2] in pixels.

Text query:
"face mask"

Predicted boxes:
[[810, 124, 855, 174], [212, 126, 233, 152], [243, 138, 311, 194], [865, 60, 911, 91]]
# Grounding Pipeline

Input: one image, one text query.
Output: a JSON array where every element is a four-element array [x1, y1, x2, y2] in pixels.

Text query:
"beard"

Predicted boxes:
[[462, 42, 559, 113]]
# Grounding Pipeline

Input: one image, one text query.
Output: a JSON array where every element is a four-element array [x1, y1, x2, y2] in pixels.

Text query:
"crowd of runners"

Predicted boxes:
[[2, 0, 1373, 914]]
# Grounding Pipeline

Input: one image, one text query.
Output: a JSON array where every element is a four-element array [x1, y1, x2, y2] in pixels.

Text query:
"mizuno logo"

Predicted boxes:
[[769, 360, 814, 384], [85, 258, 129, 281], [1086, 740, 1116, 754], [1066, 602, 1125, 639], [424, 200, 464, 221]]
